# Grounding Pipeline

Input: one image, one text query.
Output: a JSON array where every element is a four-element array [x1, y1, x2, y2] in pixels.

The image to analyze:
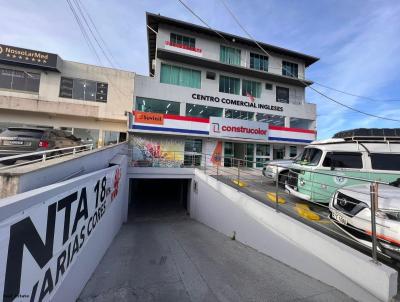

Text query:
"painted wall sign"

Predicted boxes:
[[134, 111, 164, 125], [0, 44, 61, 71], [0, 165, 122, 302], [209, 117, 269, 141], [191, 93, 284, 112]]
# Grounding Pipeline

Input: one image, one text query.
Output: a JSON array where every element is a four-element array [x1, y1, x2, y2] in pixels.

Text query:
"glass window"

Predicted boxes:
[[103, 131, 120, 146], [170, 33, 195, 48], [299, 148, 322, 166], [73, 128, 100, 148], [219, 75, 240, 95], [265, 83, 273, 90], [0, 68, 40, 93], [242, 80, 261, 98], [282, 61, 298, 78], [186, 104, 223, 118], [370, 154, 400, 171], [59, 77, 108, 102], [290, 118, 313, 130], [225, 109, 254, 120], [220, 45, 241, 65], [276, 86, 289, 103], [160, 64, 201, 89], [322, 152, 363, 169], [185, 139, 202, 153], [289, 146, 297, 157], [135, 97, 180, 115], [256, 113, 285, 126], [256, 144, 270, 156], [250, 53, 268, 71]]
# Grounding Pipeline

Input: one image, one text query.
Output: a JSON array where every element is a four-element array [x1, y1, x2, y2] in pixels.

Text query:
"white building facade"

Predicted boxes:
[[131, 13, 319, 167]]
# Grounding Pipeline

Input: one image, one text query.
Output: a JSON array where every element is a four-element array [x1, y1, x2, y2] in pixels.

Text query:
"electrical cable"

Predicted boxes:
[[178, 0, 400, 122]]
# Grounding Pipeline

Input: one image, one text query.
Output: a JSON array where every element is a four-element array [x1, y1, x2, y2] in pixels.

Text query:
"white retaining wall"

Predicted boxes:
[[190, 170, 398, 302]]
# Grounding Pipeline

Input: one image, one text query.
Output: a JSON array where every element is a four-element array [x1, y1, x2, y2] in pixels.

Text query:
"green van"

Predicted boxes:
[[285, 131, 400, 204]]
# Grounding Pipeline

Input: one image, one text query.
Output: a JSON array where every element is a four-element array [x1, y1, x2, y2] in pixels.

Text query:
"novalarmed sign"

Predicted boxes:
[[0, 165, 122, 302]]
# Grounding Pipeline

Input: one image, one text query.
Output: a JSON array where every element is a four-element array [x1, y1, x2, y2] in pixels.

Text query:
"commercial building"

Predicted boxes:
[[130, 13, 319, 168], [0, 44, 134, 147]]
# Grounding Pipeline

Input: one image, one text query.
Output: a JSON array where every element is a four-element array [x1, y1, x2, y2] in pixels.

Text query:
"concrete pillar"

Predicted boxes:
[[180, 102, 186, 116]]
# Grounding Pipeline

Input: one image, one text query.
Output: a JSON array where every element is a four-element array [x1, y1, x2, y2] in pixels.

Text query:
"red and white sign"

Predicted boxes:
[[209, 117, 268, 141], [164, 41, 203, 57]]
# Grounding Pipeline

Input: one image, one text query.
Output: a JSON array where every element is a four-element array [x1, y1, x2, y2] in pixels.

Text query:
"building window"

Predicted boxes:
[[206, 71, 216, 80], [184, 139, 203, 166], [276, 86, 289, 103], [186, 104, 223, 118], [282, 61, 298, 78], [0, 68, 40, 93], [160, 63, 201, 89], [250, 53, 268, 71], [290, 118, 313, 130], [59, 77, 108, 102], [219, 75, 240, 95], [220, 45, 241, 65], [135, 97, 180, 115], [265, 83, 273, 90], [289, 146, 297, 157], [170, 33, 195, 48], [242, 80, 261, 98], [225, 109, 254, 120], [256, 113, 285, 126], [256, 144, 270, 167]]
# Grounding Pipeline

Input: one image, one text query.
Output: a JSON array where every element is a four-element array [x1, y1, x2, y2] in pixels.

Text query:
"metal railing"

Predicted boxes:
[[0, 144, 94, 170], [129, 149, 400, 264]]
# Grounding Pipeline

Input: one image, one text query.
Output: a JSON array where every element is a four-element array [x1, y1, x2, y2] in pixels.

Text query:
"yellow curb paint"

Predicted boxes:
[[266, 192, 286, 204], [232, 179, 247, 187], [295, 203, 321, 221]]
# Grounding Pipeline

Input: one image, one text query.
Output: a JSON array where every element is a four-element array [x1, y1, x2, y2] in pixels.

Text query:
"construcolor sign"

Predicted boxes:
[[0, 165, 122, 302], [209, 117, 269, 141]]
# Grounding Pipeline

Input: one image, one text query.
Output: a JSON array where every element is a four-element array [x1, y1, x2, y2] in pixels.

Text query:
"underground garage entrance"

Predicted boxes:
[[129, 178, 190, 218]]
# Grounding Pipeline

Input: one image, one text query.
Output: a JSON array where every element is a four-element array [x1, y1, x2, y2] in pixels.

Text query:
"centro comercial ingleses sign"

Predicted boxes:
[[191, 93, 284, 112]]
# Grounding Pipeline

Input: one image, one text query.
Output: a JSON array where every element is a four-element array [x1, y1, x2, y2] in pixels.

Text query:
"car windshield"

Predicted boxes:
[[296, 148, 322, 166], [0, 128, 44, 139]]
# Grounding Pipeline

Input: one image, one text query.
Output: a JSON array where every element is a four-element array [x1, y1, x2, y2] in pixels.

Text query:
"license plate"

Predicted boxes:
[[8, 141, 24, 145], [332, 210, 348, 225]]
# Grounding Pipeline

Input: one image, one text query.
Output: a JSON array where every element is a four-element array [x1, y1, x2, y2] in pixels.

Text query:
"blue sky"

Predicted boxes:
[[1, 0, 400, 139]]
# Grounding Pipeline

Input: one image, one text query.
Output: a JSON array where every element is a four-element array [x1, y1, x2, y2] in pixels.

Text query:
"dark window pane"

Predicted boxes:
[[371, 154, 400, 171], [60, 77, 74, 98], [322, 152, 363, 168], [84, 80, 96, 101], [0, 68, 13, 89], [25, 72, 40, 92], [73, 79, 85, 100], [276, 86, 289, 103], [11, 70, 26, 91]]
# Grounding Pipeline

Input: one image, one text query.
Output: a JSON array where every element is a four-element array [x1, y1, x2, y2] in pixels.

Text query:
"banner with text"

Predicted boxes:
[[209, 117, 269, 141], [0, 165, 122, 302]]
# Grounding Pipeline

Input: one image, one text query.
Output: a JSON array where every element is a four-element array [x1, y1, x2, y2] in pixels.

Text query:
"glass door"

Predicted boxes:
[[245, 144, 254, 167], [255, 144, 271, 168], [224, 142, 234, 167]]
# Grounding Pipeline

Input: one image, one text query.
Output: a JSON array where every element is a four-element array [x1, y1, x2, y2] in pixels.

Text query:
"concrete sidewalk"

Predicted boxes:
[[78, 215, 355, 302]]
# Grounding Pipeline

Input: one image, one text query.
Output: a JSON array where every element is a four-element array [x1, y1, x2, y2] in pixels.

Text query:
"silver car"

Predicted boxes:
[[262, 158, 295, 185]]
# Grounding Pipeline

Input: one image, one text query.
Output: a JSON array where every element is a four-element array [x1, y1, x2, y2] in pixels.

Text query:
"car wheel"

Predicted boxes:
[[278, 171, 288, 187]]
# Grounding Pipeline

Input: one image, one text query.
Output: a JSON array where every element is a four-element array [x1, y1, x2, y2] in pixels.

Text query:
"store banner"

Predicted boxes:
[[209, 117, 269, 141], [0, 166, 122, 302]]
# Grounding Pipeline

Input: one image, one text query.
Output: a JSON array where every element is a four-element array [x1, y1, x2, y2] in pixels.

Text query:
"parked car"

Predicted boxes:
[[0, 127, 83, 164], [262, 155, 300, 185], [285, 128, 400, 204], [329, 182, 400, 256]]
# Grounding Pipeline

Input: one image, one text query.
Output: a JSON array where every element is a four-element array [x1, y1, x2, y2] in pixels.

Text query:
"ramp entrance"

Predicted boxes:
[[129, 178, 190, 219]]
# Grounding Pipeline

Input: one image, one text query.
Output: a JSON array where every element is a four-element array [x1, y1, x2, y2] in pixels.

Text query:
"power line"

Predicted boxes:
[[177, 0, 400, 122], [74, 0, 118, 68]]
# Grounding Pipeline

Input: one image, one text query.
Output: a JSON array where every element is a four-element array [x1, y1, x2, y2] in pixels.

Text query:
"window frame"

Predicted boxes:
[[282, 60, 299, 78], [322, 152, 363, 169], [170, 33, 196, 49], [370, 153, 400, 171], [160, 63, 201, 89], [250, 52, 269, 72], [276, 86, 289, 104], [219, 75, 240, 95], [242, 79, 261, 98], [0, 67, 40, 93], [220, 45, 241, 66], [59, 76, 108, 102]]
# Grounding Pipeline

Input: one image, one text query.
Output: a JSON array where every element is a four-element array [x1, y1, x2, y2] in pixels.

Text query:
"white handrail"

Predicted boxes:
[[0, 144, 93, 162]]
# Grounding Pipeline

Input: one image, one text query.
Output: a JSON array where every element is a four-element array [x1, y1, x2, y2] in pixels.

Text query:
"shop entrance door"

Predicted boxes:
[[273, 145, 285, 159], [233, 143, 245, 165]]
